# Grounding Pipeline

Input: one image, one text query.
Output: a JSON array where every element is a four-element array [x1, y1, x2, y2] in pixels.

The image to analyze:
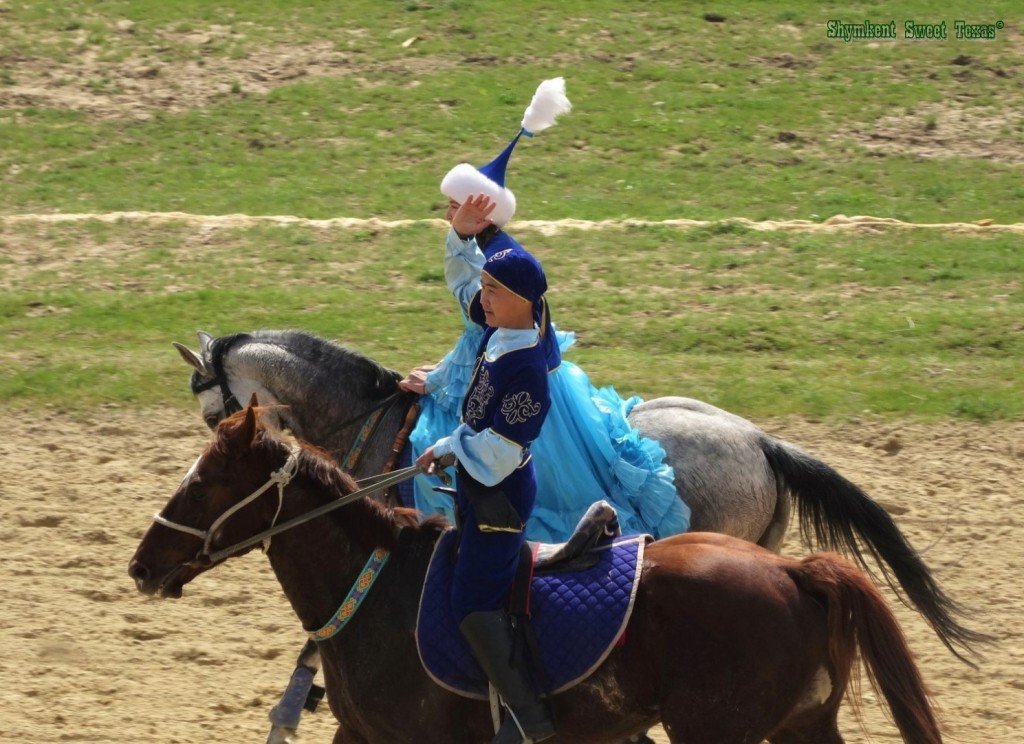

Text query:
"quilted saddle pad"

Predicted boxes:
[[415, 528, 648, 699]]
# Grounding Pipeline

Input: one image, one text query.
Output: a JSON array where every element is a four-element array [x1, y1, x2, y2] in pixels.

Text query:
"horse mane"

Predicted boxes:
[[250, 329, 402, 397], [213, 409, 445, 553], [195, 329, 402, 401]]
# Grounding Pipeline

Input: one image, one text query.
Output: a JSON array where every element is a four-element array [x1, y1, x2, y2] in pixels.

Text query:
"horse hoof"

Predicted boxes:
[[265, 727, 297, 744]]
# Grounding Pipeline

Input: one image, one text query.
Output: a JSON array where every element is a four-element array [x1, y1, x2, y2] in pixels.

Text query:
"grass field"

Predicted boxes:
[[1, 1, 1021, 420]]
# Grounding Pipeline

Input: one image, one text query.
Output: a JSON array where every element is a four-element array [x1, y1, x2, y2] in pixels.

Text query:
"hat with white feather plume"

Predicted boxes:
[[440, 78, 571, 227]]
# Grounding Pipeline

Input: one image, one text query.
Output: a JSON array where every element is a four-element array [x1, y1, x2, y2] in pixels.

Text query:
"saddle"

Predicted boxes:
[[534, 499, 622, 573], [415, 501, 649, 699]]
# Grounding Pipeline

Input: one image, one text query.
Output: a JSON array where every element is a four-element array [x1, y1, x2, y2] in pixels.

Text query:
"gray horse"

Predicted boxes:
[[174, 328, 985, 741]]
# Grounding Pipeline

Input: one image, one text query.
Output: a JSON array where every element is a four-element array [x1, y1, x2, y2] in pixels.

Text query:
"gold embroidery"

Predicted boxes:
[[501, 391, 541, 424], [465, 367, 494, 425]]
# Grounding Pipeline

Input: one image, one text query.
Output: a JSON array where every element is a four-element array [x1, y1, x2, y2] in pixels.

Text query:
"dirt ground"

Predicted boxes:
[[0, 406, 1020, 743]]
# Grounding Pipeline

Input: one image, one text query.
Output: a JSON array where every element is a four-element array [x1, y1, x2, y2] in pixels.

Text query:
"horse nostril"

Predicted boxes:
[[128, 560, 150, 583]]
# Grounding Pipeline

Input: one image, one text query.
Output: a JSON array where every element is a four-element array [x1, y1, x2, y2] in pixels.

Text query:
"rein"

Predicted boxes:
[[208, 464, 422, 563]]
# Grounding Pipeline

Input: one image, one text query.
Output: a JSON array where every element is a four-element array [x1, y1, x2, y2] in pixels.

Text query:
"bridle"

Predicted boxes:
[[193, 372, 242, 417], [152, 447, 423, 568], [153, 446, 301, 561], [192, 335, 243, 417], [172, 341, 425, 569]]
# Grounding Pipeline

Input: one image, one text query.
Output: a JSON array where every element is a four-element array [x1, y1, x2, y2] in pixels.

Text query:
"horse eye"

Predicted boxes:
[[204, 413, 221, 430], [186, 484, 203, 502]]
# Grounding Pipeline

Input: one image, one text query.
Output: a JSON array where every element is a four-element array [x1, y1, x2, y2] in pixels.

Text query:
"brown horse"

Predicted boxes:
[[129, 405, 942, 744]]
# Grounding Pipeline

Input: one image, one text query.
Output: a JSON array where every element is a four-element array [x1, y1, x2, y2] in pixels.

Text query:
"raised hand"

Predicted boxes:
[[452, 193, 498, 237]]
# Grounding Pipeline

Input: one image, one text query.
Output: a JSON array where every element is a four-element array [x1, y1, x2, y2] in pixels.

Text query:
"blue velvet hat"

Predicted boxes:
[[482, 243, 547, 304], [482, 242, 561, 370]]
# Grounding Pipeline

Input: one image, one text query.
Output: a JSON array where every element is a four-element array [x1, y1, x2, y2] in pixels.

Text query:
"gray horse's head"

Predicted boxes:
[[173, 329, 403, 447], [174, 330, 256, 430]]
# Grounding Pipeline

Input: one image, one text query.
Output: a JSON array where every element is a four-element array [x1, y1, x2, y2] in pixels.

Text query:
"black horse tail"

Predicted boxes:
[[760, 437, 992, 666]]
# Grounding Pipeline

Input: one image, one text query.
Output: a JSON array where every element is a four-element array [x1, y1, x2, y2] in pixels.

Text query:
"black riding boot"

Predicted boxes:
[[459, 610, 556, 744]]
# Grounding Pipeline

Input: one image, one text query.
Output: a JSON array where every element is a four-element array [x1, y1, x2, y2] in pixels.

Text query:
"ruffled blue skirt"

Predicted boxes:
[[408, 322, 690, 542]]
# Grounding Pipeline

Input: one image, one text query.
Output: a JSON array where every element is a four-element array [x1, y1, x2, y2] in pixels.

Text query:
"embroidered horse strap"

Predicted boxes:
[[341, 407, 389, 473], [341, 394, 418, 496], [308, 548, 390, 641]]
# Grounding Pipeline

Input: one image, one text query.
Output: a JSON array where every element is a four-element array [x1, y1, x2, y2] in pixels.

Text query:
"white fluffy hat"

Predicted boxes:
[[440, 78, 571, 227]]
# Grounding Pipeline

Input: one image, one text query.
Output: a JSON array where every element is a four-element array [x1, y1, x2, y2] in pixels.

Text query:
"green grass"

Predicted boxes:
[[1, 220, 1020, 421], [1, 1, 1022, 222], [1, 1, 1020, 422]]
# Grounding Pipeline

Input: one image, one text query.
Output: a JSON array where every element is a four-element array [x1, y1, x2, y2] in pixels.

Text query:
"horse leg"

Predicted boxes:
[[623, 734, 657, 744], [330, 724, 371, 744], [266, 639, 323, 744], [658, 708, 774, 744], [756, 486, 791, 552], [764, 683, 846, 744], [768, 718, 845, 744]]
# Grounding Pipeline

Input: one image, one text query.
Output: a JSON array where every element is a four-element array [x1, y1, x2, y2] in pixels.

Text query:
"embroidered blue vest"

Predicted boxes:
[[462, 327, 550, 451]]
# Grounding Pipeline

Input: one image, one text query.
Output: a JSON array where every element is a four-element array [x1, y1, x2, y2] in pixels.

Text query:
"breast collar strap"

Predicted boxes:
[[307, 548, 390, 642]]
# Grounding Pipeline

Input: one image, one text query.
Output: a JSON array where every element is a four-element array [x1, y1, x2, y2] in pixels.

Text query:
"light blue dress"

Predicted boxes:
[[410, 229, 690, 542]]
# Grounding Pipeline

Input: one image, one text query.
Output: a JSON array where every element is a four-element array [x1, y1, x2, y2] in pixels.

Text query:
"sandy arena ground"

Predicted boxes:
[[0, 407, 1020, 743]]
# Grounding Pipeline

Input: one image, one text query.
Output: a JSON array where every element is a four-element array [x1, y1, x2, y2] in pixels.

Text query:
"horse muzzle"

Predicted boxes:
[[128, 559, 197, 599]]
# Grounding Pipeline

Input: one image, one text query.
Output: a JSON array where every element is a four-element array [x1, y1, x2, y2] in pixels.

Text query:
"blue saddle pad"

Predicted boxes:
[[416, 528, 648, 699]]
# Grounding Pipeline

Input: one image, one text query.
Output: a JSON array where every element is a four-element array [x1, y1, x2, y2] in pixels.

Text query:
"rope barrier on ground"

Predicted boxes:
[[2, 211, 1021, 234]]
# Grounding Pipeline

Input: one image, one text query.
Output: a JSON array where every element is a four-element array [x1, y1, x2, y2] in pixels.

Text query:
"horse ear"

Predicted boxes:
[[197, 330, 215, 359], [248, 392, 260, 408], [221, 401, 260, 452], [238, 404, 259, 445], [173, 341, 209, 376]]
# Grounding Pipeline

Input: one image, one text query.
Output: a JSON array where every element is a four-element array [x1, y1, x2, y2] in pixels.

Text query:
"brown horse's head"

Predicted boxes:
[[128, 398, 297, 598]]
